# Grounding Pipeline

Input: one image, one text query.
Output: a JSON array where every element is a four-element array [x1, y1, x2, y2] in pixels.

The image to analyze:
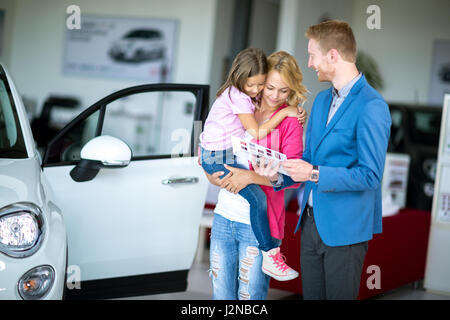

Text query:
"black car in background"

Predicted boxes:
[[388, 103, 442, 211]]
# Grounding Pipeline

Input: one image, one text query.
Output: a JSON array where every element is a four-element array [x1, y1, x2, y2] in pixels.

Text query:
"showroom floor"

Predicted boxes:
[[120, 249, 450, 300]]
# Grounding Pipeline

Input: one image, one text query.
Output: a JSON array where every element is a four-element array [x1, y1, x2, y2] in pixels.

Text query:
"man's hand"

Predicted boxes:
[[281, 159, 313, 182], [204, 170, 230, 187], [251, 157, 280, 182]]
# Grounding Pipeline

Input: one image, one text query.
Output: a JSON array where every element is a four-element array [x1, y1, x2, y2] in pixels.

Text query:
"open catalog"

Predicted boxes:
[[231, 136, 290, 176]]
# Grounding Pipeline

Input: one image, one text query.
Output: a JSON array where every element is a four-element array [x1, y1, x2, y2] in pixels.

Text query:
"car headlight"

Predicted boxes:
[[0, 202, 44, 258]]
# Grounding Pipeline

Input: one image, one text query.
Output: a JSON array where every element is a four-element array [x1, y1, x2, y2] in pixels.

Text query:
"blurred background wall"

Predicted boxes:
[[0, 0, 449, 113]]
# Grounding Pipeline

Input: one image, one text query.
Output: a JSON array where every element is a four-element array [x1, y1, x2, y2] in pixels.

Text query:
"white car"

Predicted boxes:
[[109, 29, 166, 63], [0, 64, 209, 299]]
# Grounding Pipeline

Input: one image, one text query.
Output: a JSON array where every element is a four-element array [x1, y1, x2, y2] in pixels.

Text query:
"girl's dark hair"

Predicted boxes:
[[216, 47, 268, 98]]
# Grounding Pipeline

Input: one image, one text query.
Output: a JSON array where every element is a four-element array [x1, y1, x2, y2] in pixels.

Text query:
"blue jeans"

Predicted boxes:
[[200, 146, 276, 251], [210, 214, 281, 300]]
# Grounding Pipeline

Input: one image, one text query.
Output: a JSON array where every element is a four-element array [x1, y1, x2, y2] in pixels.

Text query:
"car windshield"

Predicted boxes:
[[125, 30, 160, 39], [0, 68, 27, 158]]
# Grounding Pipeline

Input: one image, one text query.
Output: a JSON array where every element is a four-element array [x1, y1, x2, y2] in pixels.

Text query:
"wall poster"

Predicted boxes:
[[63, 14, 177, 82]]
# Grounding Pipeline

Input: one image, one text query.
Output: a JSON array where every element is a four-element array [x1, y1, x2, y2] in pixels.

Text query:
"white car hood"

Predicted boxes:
[[0, 157, 43, 209]]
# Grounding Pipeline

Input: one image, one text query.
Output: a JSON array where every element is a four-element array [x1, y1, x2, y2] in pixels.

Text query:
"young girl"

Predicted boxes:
[[199, 48, 300, 281]]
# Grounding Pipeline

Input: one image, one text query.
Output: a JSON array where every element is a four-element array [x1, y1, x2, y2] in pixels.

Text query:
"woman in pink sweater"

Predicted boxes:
[[205, 51, 306, 299]]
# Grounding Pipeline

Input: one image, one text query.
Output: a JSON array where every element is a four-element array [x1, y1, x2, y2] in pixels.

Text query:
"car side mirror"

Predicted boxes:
[[70, 135, 132, 182]]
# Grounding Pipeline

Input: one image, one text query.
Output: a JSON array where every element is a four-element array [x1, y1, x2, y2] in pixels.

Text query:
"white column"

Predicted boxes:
[[276, 0, 300, 53]]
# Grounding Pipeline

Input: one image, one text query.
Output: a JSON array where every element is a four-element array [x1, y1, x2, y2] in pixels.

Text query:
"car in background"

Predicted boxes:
[[0, 63, 209, 299], [109, 29, 165, 63], [388, 103, 442, 211]]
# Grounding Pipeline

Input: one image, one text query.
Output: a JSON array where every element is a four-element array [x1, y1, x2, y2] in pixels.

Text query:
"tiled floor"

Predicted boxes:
[[123, 250, 450, 300]]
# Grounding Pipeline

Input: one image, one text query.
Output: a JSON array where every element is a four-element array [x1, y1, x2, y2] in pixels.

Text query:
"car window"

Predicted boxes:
[[44, 109, 100, 164], [410, 110, 441, 147], [43, 85, 207, 166], [125, 30, 161, 39], [0, 73, 27, 159], [388, 107, 405, 152], [102, 91, 196, 158]]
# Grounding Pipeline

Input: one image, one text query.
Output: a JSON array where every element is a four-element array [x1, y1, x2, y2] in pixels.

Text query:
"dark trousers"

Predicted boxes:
[[300, 206, 368, 300]]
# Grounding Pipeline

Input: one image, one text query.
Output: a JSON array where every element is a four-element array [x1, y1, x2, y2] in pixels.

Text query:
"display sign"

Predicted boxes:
[[433, 95, 450, 225], [437, 192, 450, 223], [445, 104, 450, 156], [436, 164, 450, 223], [382, 153, 410, 210], [424, 94, 450, 295], [63, 14, 177, 82]]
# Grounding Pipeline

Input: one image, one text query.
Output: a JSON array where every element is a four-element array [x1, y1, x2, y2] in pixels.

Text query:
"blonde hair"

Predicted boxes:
[[217, 47, 268, 99], [305, 20, 357, 63], [267, 51, 307, 107]]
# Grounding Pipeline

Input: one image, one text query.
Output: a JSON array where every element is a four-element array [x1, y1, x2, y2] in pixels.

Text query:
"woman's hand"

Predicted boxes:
[[220, 165, 251, 194], [297, 106, 308, 125], [284, 105, 299, 117], [284, 105, 307, 125]]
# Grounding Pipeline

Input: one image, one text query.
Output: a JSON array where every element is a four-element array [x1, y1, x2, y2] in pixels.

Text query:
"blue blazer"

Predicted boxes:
[[279, 75, 391, 246]]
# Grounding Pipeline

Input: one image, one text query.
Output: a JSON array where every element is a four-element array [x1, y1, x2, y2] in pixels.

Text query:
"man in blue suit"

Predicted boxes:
[[254, 20, 391, 299]]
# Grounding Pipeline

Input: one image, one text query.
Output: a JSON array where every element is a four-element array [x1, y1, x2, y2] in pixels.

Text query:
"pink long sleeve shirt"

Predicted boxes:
[[251, 104, 303, 239]]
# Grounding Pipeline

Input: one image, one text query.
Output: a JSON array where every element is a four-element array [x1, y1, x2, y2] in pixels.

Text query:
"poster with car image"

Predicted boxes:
[[381, 153, 410, 209], [63, 14, 177, 82]]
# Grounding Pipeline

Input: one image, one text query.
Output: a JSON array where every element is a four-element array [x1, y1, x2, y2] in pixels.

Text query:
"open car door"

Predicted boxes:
[[42, 84, 209, 299]]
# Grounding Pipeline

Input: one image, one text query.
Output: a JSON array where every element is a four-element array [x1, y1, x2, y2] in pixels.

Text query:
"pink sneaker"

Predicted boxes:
[[261, 247, 299, 281]]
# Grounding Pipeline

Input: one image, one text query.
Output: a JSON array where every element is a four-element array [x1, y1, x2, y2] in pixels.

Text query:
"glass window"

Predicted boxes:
[[388, 107, 405, 152], [45, 110, 100, 164], [102, 91, 196, 158], [44, 87, 202, 165], [0, 76, 27, 159], [410, 110, 441, 147]]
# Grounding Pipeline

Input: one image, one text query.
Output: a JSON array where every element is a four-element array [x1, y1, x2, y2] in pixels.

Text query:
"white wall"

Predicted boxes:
[[291, 0, 355, 111], [5, 0, 450, 114], [280, 0, 450, 110], [208, 0, 234, 105], [4, 0, 218, 114], [353, 0, 450, 105], [248, 0, 279, 56]]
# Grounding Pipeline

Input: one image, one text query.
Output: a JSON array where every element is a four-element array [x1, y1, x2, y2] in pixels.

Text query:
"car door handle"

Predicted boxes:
[[161, 177, 199, 185]]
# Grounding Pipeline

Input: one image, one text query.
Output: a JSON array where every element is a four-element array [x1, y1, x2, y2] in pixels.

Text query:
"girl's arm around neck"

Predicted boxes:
[[237, 105, 298, 139]]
